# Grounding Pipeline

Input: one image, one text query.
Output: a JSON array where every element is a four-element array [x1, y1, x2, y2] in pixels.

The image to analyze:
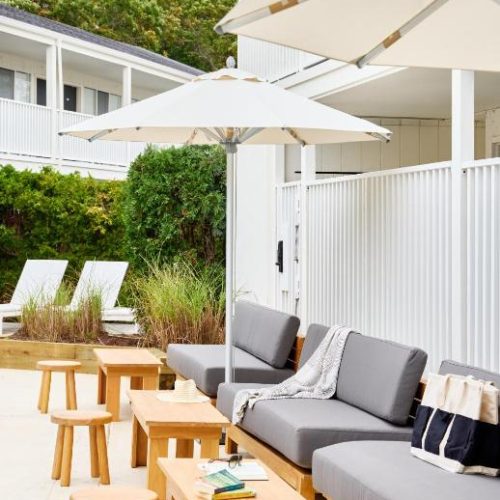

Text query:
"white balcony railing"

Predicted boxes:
[[0, 98, 147, 170]]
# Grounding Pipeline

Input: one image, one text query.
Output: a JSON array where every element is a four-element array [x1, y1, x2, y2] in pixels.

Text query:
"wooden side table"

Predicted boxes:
[[158, 459, 305, 500], [94, 348, 162, 421], [128, 390, 230, 500], [36, 360, 81, 413]]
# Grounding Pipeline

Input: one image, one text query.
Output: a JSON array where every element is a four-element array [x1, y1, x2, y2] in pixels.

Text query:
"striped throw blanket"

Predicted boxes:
[[232, 325, 354, 424]]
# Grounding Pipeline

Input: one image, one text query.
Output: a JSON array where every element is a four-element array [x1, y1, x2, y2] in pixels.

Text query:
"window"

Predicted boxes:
[[64, 85, 77, 112], [84, 87, 121, 115], [0, 67, 30, 103]]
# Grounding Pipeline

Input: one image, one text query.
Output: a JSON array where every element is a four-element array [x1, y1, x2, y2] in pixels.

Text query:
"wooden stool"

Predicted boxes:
[[51, 410, 112, 487], [37, 360, 81, 413], [70, 486, 158, 499]]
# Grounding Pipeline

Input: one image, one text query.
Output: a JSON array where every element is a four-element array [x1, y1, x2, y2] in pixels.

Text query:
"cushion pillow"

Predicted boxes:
[[336, 335, 427, 425], [232, 300, 300, 368]]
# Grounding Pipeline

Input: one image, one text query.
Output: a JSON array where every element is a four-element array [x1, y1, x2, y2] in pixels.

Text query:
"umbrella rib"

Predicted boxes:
[[282, 127, 307, 146], [355, 0, 451, 68], [201, 128, 224, 143], [185, 128, 199, 145], [86, 129, 117, 142], [215, 0, 310, 34]]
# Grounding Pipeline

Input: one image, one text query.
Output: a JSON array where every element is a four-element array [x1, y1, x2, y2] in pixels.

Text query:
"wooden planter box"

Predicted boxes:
[[0, 339, 175, 389]]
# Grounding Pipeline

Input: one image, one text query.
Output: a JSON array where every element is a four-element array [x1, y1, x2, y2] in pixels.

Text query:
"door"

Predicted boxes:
[[63, 85, 77, 112]]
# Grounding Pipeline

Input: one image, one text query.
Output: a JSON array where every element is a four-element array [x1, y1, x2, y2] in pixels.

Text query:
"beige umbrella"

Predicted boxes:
[[216, 0, 500, 72], [60, 60, 390, 382]]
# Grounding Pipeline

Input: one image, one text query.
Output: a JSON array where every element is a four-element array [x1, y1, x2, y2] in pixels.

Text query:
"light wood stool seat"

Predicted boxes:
[[51, 410, 112, 487], [36, 360, 81, 413], [70, 486, 158, 500]]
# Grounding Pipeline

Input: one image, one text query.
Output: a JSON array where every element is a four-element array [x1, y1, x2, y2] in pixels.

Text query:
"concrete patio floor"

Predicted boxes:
[[0, 368, 224, 500]]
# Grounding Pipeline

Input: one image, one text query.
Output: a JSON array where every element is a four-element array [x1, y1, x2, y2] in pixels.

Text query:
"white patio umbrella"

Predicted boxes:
[[216, 0, 500, 72], [60, 59, 390, 383]]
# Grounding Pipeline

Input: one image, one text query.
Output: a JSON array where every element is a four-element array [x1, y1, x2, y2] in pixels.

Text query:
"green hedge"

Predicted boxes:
[[123, 145, 226, 269], [0, 145, 226, 300], [0, 165, 126, 300]]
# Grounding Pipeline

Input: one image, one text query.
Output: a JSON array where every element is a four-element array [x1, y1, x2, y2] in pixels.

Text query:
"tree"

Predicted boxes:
[[123, 145, 226, 269], [3, 0, 237, 71]]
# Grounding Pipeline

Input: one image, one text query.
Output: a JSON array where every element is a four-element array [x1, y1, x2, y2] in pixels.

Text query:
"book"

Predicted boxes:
[[196, 487, 257, 500], [196, 469, 245, 494], [198, 461, 268, 481]]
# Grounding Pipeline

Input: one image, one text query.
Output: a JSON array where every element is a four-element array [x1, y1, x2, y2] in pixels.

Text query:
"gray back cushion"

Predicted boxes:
[[439, 360, 500, 409], [299, 323, 330, 368], [233, 301, 300, 368], [336, 334, 428, 425]]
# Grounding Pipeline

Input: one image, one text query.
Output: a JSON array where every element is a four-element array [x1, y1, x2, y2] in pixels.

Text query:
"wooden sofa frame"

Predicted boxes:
[[172, 337, 425, 499], [224, 342, 426, 500]]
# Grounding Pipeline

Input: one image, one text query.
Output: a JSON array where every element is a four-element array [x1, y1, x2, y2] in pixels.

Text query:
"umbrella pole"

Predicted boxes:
[[225, 145, 236, 383]]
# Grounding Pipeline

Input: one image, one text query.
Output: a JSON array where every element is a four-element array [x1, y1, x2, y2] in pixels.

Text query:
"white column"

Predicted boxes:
[[450, 69, 474, 362], [122, 66, 132, 106], [299, 145, 316, 332], [46, 44, 57, 160]]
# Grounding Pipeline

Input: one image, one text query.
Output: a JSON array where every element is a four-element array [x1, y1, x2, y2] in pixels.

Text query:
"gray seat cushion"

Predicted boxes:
[[217, 383, 413, 468], [336, 334, 428, 424], [166, 345, 294, 397], [233, 301, 300, 368], [313, 441, 500, 500]]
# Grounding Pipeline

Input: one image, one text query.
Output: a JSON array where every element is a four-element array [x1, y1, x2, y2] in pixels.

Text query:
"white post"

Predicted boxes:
[[122, 66, 132, 107], [451, 69, 474, 362], [299, 145, 316, 332], [56, 40, 64, 167], [225, 147, 236, 383], [46, 44, 57, 161]]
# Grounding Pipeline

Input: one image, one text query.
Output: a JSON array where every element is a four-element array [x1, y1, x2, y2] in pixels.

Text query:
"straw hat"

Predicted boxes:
[[157, 379, 210, 403]]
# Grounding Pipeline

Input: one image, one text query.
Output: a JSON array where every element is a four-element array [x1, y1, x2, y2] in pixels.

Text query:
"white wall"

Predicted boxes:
[[0, 51, 157, 111], [285, 118, 485, 182], [235, 145, 282, 307]]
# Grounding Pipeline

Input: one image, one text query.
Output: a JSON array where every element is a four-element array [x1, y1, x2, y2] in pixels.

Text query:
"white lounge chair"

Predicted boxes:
[[0, 259, 68, 336], [69, 261, 134, 323]]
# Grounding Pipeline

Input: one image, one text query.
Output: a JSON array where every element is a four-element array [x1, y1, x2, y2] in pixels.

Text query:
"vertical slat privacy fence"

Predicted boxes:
[[275, 182, 300, 316], [0, 98, 52, 157], [464, 160, 500, 372], [278, 159, 500, 373], [0, 97, 147, 170]]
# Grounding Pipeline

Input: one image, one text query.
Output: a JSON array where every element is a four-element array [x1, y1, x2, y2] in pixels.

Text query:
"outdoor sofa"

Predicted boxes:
[[166, 300, 300, 399], [217, 324, 428, 499], [312, 360, 500, 500]]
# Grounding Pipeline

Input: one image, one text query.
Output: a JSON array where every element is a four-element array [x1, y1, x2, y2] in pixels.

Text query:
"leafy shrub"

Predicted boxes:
[[123, 145, 226, 270], [133, 261, 225, 350], [0, 165, 126, 300]]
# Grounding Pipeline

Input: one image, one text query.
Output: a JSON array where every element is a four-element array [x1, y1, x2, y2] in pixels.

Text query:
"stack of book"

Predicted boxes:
[[195, 469, 257, 499]]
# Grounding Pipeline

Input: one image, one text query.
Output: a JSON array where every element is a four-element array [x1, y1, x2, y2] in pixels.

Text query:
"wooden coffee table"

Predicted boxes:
[[129, 390, 230, 500], [94, 348, 162, 421], [158, 459, 305, 500]]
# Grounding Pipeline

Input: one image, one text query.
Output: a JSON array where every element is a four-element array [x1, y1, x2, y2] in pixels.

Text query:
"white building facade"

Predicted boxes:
[[236, 38, 500, 372], [0, 4, 201, 179]]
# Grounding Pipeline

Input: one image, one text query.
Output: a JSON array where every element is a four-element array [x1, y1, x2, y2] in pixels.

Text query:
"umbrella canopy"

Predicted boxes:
[[60, 64, 390, 384], [60, 67, 391, 144], [216, 0, 500, 72]]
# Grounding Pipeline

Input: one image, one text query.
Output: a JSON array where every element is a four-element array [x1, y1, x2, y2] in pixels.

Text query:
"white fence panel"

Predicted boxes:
[[465, 160, 500, 372], [0, 98, 51, 157], [305, 163, 453, 372], [276, 182, 300, 315], [60, 111, 134, 166]]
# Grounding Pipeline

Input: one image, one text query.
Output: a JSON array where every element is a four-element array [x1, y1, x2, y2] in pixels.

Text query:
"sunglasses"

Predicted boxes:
[[208, 454, 243, 469]]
